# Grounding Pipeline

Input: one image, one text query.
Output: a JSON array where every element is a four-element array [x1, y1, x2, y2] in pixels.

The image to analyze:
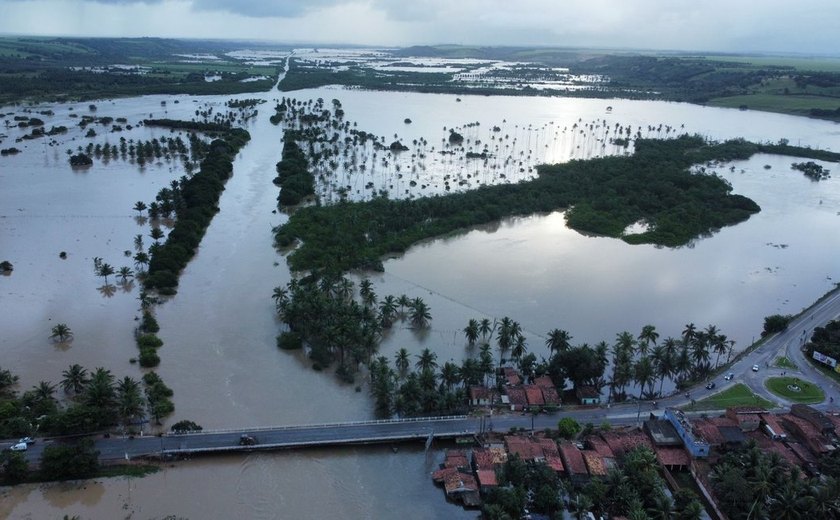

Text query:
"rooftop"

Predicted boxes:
[[654, 446, 690, 467], [559, 443, 588, 475]]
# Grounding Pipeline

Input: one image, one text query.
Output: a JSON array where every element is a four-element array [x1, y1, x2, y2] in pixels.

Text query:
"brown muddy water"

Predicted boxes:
[[1, 73, 840, 518]]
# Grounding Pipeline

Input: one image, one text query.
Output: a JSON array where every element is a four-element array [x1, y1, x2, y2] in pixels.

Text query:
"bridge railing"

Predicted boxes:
[[166, 415, 471, 437]]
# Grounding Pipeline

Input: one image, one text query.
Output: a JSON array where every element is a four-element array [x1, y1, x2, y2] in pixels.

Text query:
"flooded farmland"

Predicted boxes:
[[2, 65, 840, 518]]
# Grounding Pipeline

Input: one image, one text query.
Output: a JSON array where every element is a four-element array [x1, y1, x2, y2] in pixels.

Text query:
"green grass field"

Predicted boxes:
[[765, 376, 825, 403], [709, 93, 840, 113], [698, 55, 840, 73], [683, 383, 776, 411]]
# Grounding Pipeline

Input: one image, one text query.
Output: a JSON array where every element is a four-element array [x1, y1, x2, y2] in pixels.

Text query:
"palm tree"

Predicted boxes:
[[133, 201, 147, 214], [50, 323, 73, 342], [61, 364, 89, 394], [150, 227, 165, 244], [117, 266, 134, 284], [682, 322, 697, 346], [463, 319, 480, 346], [395, 348, 410, 378], [477, 318, 493, 344], [634, 357, 655, 400], [638, 324, 659, 356], [511, 334, 527, 363], [479, 343, 495, 385], [378, 295, 398, 327], [116, 376, 144, 425], [85, 367, 116, 410], [133, 251, 149, 270], [133, 234, 144, 251], [409, 298, 431, 328], [647, 492, 673, 520], [651, 345, 672, 397], [272, 286, 289, 312], [32, 380, 57, 402], [358, 279, 375, 306], [396, 294, 411, 316], [614, 331, 637, 356], [440, 362, 460, 390], [98, 262, 115, 284], [415, 348, 438, 372]]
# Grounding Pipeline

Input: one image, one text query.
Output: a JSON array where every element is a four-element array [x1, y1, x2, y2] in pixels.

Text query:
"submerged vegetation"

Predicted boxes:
[[273, 135, 768, 274], [142, 120, 250, 294]]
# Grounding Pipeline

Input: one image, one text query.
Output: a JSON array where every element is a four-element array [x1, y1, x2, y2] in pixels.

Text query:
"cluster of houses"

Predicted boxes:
[[432, 403, 840, 513], [468, 368, 601, 411]]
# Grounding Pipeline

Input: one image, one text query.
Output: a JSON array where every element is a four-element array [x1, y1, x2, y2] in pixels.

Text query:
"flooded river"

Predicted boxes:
[[1, 73, 840, 518]]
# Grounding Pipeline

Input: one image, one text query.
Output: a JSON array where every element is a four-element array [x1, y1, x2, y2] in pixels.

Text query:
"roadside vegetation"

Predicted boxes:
[[683, 383, 775, 411]]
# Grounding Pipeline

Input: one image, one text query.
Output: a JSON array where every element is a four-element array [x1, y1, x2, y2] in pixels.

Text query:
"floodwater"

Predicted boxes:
[[1, 69, 840, 518]]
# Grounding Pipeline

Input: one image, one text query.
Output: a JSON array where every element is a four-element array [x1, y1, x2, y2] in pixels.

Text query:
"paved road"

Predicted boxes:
[[12, 412, 643, 463]]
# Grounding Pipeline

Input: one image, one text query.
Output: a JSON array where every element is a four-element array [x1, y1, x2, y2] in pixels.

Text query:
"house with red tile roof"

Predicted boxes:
[[559, 442, 589, 486], [759, 414, 788, 440], [575, 386, 601, 405], [524, 385, 545, 407], [725, 407, 763, 432], [582, 450, 607, 477], [654, 446, 689, 471], [541, 386, 561, 407], [475, 469, 498, 492], [533, 375, 555, 389], [505, 387, 528, 411]]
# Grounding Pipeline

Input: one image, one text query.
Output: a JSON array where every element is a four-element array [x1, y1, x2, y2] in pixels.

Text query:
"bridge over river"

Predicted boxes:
[[19, 411, 639, 463]]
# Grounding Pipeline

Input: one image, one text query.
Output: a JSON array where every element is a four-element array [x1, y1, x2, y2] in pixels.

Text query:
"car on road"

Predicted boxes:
[[752, 364, 760, 372], [724, 373, 734, 381], [239, 434, 258, 446], [18, 437, 34, 445], [9, 442, 28, 452], [705, 382, 716, 390]]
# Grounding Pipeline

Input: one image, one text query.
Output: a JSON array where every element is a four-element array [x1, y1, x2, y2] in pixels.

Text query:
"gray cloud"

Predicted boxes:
[[190, 0, 342, 18]]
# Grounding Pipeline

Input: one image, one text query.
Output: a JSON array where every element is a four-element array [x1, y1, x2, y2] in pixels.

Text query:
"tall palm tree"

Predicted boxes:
[[545, 328, 572, 356], [637, 324, 659, 356], [396, 294, 411, 316], [378, 295, 398, 328], [634, 357, 655, 400], [133, 251, 149, 271], [478, 318, 494, 343], [682, 323, 697, 347], [511, 334, 527, 363], [117, 266, 134, 284], [463, 319, 480, 346], [61, 364, 89, 394], [415, 348, 438, 372], [116, 376, 144, 425], [651, 345, 672, 397], [614, 331, 637, 356], [149, 227, 165, 244], [409, 298, 431, 328], [50, 323, 73, 342], [98, 262, 115, 284], [395, 348, 410, 378], [85, 367, 116, 410], [647, 492, 673, 520], [133, 234, 144, 251], [32, 380, 57, 402], [440, 362, 461, 390]]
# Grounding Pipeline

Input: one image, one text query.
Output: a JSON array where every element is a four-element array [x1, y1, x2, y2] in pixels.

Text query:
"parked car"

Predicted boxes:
[[18, 437, 34, 445], [705, 382, 716, 390], [752, 364, 760, 372], [724, 373, 734, 381], [9, 442, 28, 452]]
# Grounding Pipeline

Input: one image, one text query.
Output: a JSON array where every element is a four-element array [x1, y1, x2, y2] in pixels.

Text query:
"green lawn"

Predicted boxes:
[[698, 55, 840, 73], [683, 383, 776, 411], [774, 357, 798, 370], [709, 94, 840, 113], [765, 376, 825, 403]]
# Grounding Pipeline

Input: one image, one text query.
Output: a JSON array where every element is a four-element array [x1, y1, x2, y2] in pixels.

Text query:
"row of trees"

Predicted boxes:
[[141, 121, 251, 294], [464, 318, 735, 402], [0, 364, 168, 439]]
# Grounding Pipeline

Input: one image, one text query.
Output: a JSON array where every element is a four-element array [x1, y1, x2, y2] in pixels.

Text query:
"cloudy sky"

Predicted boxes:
[[2, 0, 839, 54]]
